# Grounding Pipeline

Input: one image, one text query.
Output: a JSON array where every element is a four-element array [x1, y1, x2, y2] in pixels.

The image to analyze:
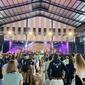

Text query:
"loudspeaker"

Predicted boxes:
[[76, 42, 84, 54], [69, 42, 75, 54], [69, 42, 84, 54], [3, 41, 9, 53], [0, 34, 4, 51], [75, 37, 80, 44]]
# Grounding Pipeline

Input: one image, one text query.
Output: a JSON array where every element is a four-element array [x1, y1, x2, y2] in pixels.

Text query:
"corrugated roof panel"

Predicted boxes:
[[63, 0, 71, 6], [76, 2, 85, 10], [0, 0, 85, 27], [51, 0, 60, 4], [72, 0, 81, 9], [72, 13, 80, 19], [81, 6, 85, 11], [68, 0, 76, 7]]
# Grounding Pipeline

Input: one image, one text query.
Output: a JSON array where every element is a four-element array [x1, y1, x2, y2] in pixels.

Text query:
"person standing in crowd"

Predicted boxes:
[[3, 60, 23, 85], [34, 68, 42, 85], [0, 67, 3, 85], [21, 56, 31, 85], [74, 54, 85, 83], [47, 54, 68, 85], [2, 54, 18, 74], [2, 60, 8, 74], [66, 56, 75, 84], [40, 58, 46, 85], [45, 55, 52, 85], [45, 55, 53, 79]]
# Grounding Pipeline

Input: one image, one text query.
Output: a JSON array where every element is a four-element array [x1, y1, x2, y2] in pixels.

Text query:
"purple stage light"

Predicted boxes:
[[9, 46, 22, 54], [66, 42, 69, 54], [9, 40, 12, 50], [59, 42, 69, 54]]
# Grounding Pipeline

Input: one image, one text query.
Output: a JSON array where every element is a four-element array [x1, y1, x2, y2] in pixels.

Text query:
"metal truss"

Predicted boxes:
[[0, 9, 83, 24], [0, 0, 84, 15], [0, 10, 77, 27], [0, 0, 85, 27]]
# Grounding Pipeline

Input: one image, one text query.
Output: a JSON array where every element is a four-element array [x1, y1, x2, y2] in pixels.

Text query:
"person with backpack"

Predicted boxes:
[[47, 54, 68, 85]]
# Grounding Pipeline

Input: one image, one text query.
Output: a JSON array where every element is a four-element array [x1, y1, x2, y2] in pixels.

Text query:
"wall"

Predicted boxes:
[[2, 17, 76, 42]]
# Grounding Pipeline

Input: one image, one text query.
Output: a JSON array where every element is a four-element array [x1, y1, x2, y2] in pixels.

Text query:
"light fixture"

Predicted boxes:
[[67, 31, 74, 37], [29, 31, 33, 35], [48, 31, 53, 36], [8, 30, 12, 35]]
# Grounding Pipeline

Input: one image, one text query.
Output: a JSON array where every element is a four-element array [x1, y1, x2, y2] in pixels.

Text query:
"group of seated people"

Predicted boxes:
[[0, 52, 85, 85]]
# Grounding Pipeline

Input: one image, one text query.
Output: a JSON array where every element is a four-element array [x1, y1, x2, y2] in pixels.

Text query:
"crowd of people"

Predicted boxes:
[[0, 51, 85, 85]]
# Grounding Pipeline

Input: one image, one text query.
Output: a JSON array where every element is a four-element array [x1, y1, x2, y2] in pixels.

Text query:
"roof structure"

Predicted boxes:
[[0, 0, 85, 27]]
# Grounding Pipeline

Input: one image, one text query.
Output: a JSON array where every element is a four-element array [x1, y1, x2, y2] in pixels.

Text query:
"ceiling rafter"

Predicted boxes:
[[0, 0, 84, 15], [0, 10, 33, 19], [0, 14, 39, 26], [0, 9, 83, 24], [0, 0, 85, 27], [43, 10, 82, 23], [43, 1, 85, 15], [0, 1, 38, 11], [40, 14, 76, 27], [5, 0, 18, 20], [0, 10, 76, 27], [0, 14, 76, 27]]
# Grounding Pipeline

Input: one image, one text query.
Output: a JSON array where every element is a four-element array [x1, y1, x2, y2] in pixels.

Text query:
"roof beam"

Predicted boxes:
[[77, 22, 85, 28], [0, 0, 84, 15], [0, 12, 40, 26], [43, 1, 85, 15], [0, 8, 82, 24], [0, 1, 39, 11], [39, 11, 77, 27], [41, 9, 83, 23], [0, 11, 76, 27], [0, 10, 35, 20], [40, 14, 76, 27], [0, 14, 76, 27]]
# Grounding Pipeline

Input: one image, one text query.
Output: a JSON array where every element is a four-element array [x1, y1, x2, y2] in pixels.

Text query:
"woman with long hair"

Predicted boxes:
[[75, 53, 85, 81], [3, 60, 23, 85]]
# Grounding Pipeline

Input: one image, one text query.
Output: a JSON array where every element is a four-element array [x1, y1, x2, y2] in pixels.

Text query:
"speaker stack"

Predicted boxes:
[[0, 34, 4, 52]]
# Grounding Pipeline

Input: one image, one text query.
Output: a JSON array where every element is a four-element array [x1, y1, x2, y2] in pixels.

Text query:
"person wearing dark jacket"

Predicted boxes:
[[66, 57, 75, 84], [75, 75, 83, 85], [71, 68, 83, 85], [47, 54, 68, 85]]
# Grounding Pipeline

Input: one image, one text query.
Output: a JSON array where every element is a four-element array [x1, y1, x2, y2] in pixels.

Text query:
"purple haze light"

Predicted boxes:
[[59, 42, 69, 54], [9, 40, 12, 50]]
